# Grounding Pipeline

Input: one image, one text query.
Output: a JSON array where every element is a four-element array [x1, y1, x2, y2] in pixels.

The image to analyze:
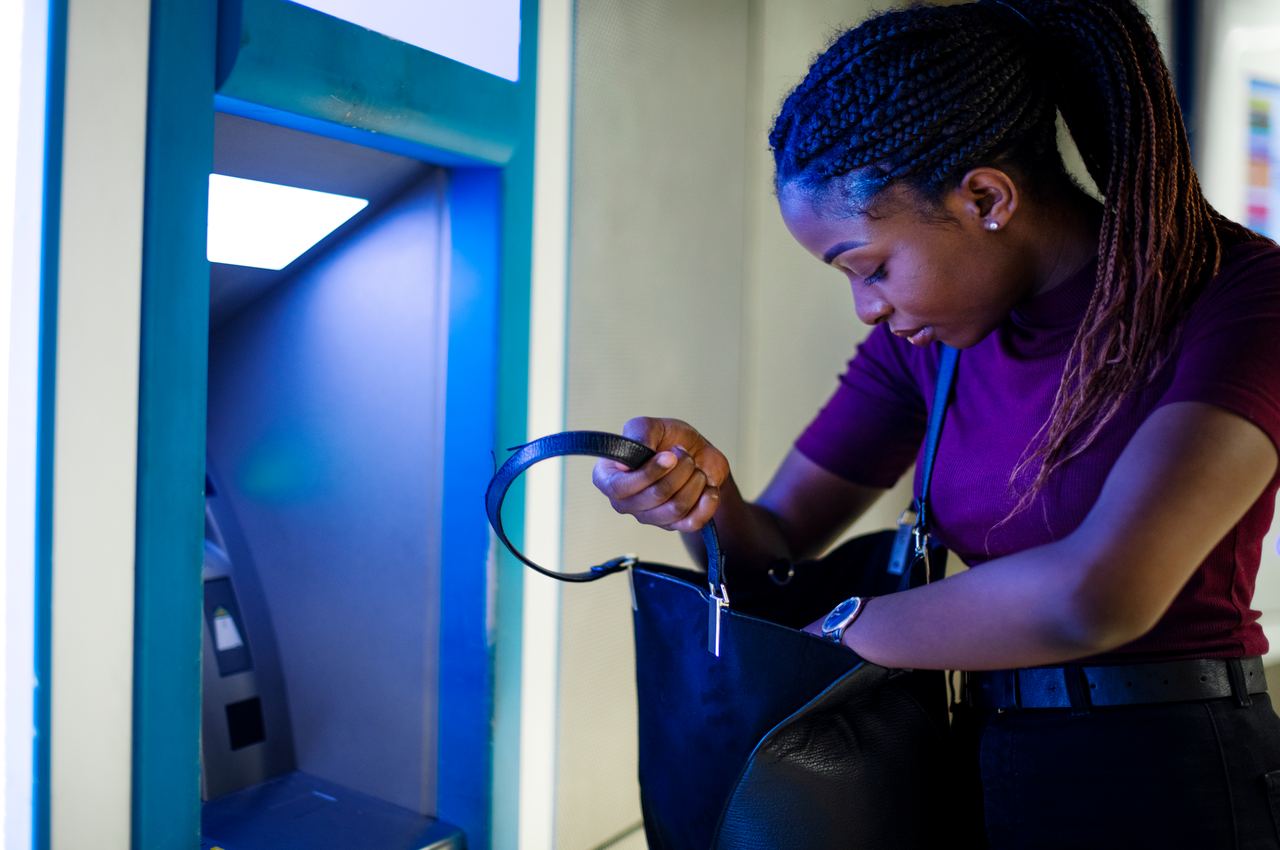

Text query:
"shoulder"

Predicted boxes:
[[1219, 237, 1280, 275], [1190, 238, 1280, 315], [1161, 236, 1280, 455]]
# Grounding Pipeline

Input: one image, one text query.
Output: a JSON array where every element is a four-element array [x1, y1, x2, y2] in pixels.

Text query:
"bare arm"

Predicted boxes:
[[823, 402, 1278, 670], [680, 448, 886, 571]]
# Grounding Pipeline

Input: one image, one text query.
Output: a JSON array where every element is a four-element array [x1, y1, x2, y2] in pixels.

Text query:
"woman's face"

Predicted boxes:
[[778, 179, 1032, 349]]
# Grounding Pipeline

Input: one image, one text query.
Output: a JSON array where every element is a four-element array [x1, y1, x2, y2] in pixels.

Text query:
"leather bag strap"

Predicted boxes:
[[485, 431, 726, 593], [485, 346, 957, 611]]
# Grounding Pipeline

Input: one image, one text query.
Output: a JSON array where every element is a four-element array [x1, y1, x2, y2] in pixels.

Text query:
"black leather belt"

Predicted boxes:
[[967, 656, 1268, 711]]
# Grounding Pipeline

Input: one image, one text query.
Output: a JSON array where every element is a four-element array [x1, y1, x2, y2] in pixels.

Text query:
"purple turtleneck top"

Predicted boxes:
[[796, 239, 1280, 663]]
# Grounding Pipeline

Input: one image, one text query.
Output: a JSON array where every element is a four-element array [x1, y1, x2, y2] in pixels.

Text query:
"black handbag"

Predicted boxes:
[[486, 347, 973, 849]]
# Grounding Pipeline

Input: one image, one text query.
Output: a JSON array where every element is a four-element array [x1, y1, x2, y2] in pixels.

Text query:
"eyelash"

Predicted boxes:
[[862, 264, 887, 286]]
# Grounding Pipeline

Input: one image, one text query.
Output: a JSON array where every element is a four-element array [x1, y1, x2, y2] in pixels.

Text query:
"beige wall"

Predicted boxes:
[[738, 0, 914, 531], [556, 1, 751, 846]]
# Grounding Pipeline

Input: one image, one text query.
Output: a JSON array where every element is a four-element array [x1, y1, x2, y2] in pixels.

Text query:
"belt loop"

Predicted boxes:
[[1064, 665, 1091, 711], [1011, 669, 1022, 710], [1227, 658, 1253, 708]]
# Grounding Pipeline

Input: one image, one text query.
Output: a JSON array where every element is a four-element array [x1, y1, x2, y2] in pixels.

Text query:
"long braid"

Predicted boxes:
[[770, 0, 1269, 522], [1000, 0, 1263, 516]]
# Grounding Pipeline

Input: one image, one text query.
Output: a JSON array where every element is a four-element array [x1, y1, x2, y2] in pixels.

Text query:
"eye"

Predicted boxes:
[[862, 263, 887, 286]]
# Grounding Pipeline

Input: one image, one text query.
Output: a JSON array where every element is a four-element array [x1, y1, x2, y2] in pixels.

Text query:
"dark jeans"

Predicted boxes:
[[948, 695, 1280, 849]]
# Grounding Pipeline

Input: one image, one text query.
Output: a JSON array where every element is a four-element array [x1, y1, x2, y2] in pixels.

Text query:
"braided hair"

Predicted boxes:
[[770, 0, 1267, 519]]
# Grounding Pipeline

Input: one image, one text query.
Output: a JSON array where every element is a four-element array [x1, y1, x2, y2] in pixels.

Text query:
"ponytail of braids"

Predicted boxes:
[[999, 0, 1264, 518]]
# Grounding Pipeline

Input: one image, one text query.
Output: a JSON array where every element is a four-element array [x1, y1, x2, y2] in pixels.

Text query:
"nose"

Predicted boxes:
[[851, 286, 892, 327]]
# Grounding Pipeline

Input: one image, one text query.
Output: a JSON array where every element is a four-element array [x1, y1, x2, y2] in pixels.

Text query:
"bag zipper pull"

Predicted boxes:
[[707, 583, 730, 657]]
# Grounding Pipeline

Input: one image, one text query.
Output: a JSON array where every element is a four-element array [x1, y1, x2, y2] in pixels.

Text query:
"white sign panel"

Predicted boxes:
[[289, 0, 521, 81]]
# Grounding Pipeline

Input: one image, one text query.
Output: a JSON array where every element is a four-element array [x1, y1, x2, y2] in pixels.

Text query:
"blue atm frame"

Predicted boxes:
[[125, 1, 542, 848]]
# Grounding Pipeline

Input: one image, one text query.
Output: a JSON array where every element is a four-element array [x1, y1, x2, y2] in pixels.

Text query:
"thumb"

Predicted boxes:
[[621, 416, 667, 450]]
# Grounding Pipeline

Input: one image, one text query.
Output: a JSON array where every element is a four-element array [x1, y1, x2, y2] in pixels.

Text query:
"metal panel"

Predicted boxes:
[[218, 0, 523, 167], [131, 3, 218, 847]]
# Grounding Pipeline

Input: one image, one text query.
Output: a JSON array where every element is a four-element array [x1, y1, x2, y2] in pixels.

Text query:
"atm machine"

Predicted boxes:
[[201, 483, 461, 850], [198, 111, 467, 850]]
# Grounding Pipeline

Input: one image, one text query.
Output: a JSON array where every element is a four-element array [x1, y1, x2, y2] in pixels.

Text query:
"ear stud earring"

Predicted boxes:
[[985, 220, 999, 231]]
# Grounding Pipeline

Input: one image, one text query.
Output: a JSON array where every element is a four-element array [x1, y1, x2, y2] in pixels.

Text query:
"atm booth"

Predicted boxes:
[[127, 1, 538, 847]]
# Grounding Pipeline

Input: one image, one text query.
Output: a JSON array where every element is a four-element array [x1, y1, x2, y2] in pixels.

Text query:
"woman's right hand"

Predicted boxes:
[[591, 417, 731, 533]]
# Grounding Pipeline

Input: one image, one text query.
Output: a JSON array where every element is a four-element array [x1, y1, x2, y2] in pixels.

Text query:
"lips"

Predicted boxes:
[[892, 326, 935, 346]]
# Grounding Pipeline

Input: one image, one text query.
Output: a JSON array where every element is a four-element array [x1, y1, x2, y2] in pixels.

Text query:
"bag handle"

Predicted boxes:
[[485, 345, 957, 653], [484, 430, 727, 587]]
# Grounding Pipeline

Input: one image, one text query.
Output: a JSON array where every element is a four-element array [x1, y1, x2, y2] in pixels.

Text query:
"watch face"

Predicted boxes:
[[822, 597, 861, 634]]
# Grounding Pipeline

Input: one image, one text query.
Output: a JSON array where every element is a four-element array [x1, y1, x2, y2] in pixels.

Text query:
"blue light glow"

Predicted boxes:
[[207, 174, 369, 271]]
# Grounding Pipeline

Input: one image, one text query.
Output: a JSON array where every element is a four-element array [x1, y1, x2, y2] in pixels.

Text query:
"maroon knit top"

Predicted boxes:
[[796, 239, 1280, 662]]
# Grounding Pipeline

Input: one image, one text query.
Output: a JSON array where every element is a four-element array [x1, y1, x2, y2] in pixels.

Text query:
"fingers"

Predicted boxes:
[[596, 446, 691, 507], [592, 448, 721, 529], [594, 447, 681, 500], [591, 417, 728, 532], [625, 417, 728, 488], [622, 416, 704, 459], [656, 477, 721, 533], [635, 463, 709, 527]]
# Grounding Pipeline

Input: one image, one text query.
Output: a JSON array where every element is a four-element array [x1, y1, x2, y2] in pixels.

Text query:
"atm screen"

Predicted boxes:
[[204, 577, 254, 676]]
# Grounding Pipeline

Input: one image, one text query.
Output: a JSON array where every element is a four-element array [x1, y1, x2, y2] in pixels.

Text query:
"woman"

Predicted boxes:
[[592, 0, 1280, 847]]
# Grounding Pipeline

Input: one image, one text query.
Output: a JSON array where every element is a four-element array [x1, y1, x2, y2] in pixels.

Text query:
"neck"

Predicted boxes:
[[1025, 187, 1103, 298]]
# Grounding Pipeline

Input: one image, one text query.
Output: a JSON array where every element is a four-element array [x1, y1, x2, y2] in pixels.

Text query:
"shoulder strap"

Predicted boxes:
[[918, 343, 959, 526], [886, 344, 958, 582], [907, 344, 959, 585]]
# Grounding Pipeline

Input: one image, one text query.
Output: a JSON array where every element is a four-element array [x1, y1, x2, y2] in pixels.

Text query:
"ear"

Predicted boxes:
[[945, 167, 1019, 231]]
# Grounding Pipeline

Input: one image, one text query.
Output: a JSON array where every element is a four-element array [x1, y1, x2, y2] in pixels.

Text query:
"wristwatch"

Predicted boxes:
[[820, 596, 871, 644]]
